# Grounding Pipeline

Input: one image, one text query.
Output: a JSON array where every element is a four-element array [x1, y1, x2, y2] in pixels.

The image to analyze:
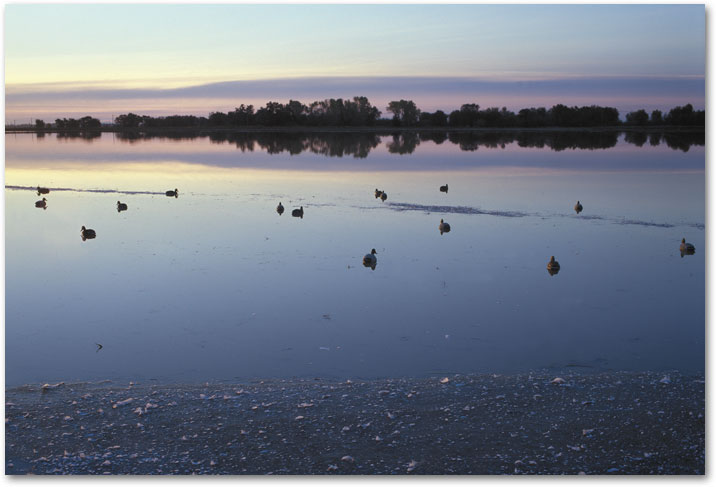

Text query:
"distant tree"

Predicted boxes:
[[665, 104, 704, 126], [115, 113, 143, 129], [78, 116, 101, 130], [386, 100, 420, 126], [35, 119, 45, 130], [208, 111, 230, 126], [625, 109, 649, 126], [650, 110, 663, 125]]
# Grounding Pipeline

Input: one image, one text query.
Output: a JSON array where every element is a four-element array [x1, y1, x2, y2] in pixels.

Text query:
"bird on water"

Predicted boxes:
[[440, 184, 449, 193], [166, 188, 178, 198], [547, 256, 560, 275], [439, 219, 451, 235], [35, 197, 47, 209], [680, 238, 695, 255], [277, 202, 284, 215], [37, 186, 50, 195], [117, 201, 128, 212], [292, 206, 304, 218], [574, 201, 583, 214], [81, 226, 96, 241], [363, 248, 377, 269]]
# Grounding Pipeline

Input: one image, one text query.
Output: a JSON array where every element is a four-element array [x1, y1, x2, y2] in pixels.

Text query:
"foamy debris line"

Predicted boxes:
[[5, 185, 164, 196], [574, 214, 704, 230], [387, 202, 704, 229], [386, 202, 528, 218]]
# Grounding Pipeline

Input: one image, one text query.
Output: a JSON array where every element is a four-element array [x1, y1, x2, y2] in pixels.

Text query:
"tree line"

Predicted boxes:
[[28, 98, 704, 131]]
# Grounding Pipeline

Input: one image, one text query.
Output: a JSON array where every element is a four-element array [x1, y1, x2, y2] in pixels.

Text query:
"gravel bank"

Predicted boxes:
[[5, 371, 704, 475]]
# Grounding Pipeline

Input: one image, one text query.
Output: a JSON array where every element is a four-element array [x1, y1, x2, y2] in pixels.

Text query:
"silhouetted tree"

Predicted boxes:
[[625, 109, 649, 126], [650, 110, 663, 125], [386, 100, 420, 126], [35, 119, 45, 130], [115, 113, 143, 129]]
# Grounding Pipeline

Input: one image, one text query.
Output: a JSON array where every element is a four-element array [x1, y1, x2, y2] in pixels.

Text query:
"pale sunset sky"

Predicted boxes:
[[4, 3, 705, 123]]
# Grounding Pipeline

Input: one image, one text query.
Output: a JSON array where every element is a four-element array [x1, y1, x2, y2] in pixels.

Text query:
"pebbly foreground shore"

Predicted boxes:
[[5, 371, 704, 475]]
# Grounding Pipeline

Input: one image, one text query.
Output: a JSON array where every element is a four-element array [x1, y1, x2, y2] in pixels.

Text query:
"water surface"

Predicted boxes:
[[5, 131, 705, 385]]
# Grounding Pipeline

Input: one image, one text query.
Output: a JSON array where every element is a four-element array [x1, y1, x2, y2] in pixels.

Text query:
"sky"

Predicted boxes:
[[4, 4, 705, 123]]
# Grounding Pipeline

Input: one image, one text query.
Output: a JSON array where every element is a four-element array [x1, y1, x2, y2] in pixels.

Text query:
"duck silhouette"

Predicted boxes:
[[680, 238, 695, 257], [35, 197, 47, 209], [276, 202, 284, 215], [574, 200, 583, 214], [117, 201, 128, 212], [547, 256, 560, 275], [292, 206, 304, 219], [440, 184, 448, 193], [363, 248, 377, 269], [439, 219, 451, 235], [165, 188, 178, 198], [37, 186, 50, 195], [374, 189, 383, 199], [380, 192, 387, 201], [81, 225, 96, 241]]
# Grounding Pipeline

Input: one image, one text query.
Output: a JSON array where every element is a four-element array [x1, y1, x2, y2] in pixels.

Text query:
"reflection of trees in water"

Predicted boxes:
[[387, 132, 420, 154], [56, 131, 101, 141], [114, 129, 703, 156]]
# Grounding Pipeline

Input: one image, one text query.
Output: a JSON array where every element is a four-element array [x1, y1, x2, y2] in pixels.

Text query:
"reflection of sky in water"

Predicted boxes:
[[5, 134, 704, 385]]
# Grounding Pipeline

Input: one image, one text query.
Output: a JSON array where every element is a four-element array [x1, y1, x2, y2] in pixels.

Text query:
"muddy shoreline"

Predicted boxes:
[[5, 371, 704, 475]]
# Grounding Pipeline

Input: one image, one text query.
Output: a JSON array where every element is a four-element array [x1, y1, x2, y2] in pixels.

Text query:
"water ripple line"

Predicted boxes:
[[5, 185, 165, 196]]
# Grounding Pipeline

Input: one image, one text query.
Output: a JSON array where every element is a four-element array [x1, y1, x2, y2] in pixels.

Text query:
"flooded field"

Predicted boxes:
[[5, 131, 705, 386]]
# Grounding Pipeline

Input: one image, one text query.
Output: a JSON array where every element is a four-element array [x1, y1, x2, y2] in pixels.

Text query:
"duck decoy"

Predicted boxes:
[[35, 197, 47, 209], [363, 248, 377, 269], [276, 202, 284, 215], [574, 200, 583, 214], [380, 192, 387, 201], [165, 188, 178, 198], [117, 201, 128, 212], [439, 218, 451, 235], [547, 256, 560, 275], [81, 225, 96, 241], [292, 206, 304, 218], [37, 186, 50, 195], [680, 238, 695, 256], [440, 184, 449, 193], [375, 189, 383, 199]]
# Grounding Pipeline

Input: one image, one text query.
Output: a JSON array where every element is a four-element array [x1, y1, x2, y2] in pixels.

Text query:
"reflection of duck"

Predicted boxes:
[[276, 202, 284, 215], [574, 200, 583, 214], [380, 192, 387, 201], [37, 186, 50, 195], [680, 238, 695, 256], [35, 197, 47, 209], [439, 219, 451, 235], [375, 189, 383, 199], [547, 256, 560, 275], [292, 206, 304, 218], [363, 248, 377, 269], [81, 226, 96, 241], [165, 188, 178, 198], [117, 201, 128, 212], [440, 184, 449, 193]]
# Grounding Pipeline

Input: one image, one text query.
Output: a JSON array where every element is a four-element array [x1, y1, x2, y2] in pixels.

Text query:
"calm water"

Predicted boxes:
[[5, 131, 705, 386]]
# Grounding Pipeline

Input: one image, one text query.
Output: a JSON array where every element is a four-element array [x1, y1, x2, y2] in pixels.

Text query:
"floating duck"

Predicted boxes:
[[276, 202, 284, 215], [165, 188, 178, 198], [117, 201, 128, 212], [574, 200, 583, 214], [292, 206, 304, 218], [440, 184, 449, 193], [439, 219, 451, 235], [363, 248, 377, 269], [380, 192, 387, 201], [547, 256, 560, 275], [37, 186, 50, 195], [35, 197, 47, 209], [81, 226, 96, 241], [375, 189, 383, 199], [680, 238, 695, 255]]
